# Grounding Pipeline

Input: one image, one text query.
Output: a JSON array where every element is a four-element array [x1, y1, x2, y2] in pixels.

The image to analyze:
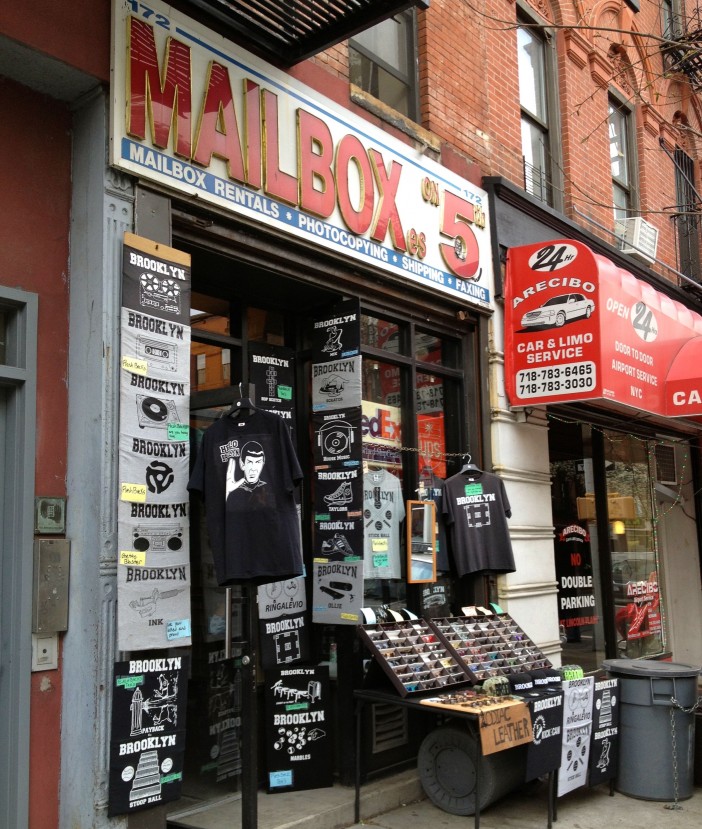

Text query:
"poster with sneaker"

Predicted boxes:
[[264, 666, 332, 793], [312, 298, 360, 361], [557, 676, 594, 796], [588, 676, 619, 785], [314, 466, 362, 519], [108, 656, 189, 816]]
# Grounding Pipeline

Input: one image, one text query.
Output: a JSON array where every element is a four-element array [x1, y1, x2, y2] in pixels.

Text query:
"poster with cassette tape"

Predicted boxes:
[[118, 233, 192, 651]]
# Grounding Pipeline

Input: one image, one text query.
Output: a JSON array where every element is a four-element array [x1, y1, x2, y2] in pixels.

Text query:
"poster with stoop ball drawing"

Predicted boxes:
[[264, 666, 332, 792], [108, 656, 189, 816], [118, 233, 192, 651]]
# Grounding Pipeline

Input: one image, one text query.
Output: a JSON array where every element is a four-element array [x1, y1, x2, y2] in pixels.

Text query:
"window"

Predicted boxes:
[[0, 287, 37, 829], [349, 10, 419, 120], [609, 99, 635, 220], [518, 18, 557, 206], [360, 313, 465, 613], [673, 146, 701, 280], [661, 0, 681, 40], [549, 419, 668, 670]]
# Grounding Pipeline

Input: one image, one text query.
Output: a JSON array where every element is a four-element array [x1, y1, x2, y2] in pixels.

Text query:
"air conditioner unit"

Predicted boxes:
[[615, 216, 659, 263]]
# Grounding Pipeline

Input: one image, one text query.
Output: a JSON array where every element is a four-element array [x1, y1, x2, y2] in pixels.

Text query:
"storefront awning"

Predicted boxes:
[[504, 240, 702, 419], [178, 0, 430, 65]]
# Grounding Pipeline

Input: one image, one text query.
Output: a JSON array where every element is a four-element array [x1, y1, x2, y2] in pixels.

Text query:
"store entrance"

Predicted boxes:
[[166, 246, 338, 827]]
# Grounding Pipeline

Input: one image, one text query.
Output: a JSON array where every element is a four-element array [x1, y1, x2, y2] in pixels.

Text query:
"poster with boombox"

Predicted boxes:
[[118, 233, 192, 651], [108, 656, 189, 816], [311, 301, 364, 624]]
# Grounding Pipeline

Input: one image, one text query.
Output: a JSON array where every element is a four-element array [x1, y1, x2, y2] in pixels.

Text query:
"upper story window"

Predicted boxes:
[[517, 18, 558, 206], [608, 98, 635, 220], [661, 0, 682, 40], [349, 10, 419, 121]]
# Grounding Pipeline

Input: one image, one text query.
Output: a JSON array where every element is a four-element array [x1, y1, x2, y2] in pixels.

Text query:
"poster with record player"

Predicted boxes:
[[117, 232, 193, 651]]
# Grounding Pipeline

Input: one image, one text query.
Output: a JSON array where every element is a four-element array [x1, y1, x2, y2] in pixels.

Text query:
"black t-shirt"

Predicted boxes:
[[442, 469, 515, 576], [188, 408, 303, 584]]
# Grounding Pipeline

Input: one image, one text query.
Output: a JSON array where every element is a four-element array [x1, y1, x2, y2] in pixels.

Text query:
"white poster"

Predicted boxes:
[[118, 233, 192, 650], [557, 676, 594, 796]]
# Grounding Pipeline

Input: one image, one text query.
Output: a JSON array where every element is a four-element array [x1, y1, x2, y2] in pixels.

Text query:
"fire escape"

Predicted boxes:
[[660, 4, 702, 287]]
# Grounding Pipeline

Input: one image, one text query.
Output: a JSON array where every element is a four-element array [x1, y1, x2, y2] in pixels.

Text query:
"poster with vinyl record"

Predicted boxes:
[[588, 676, 619, 785], [312, 408, 362, 466], [108, 656, 189, 816], [118, 232, 192, 651], [312, 298, 360, 360], [264, 665, 333, 793]]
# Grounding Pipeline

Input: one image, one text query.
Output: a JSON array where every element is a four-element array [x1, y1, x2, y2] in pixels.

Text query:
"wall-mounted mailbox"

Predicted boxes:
[[32, 539, 70, 633]]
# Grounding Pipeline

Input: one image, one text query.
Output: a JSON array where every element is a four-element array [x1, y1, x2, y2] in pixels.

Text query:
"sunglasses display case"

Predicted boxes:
[[357, 618, 472, 697], [358, 613, 551, 695], [429, 615, 551, 684]]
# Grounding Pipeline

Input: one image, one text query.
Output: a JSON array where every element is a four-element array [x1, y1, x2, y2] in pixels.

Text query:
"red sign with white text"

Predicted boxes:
[[505, 240, 702, 417]]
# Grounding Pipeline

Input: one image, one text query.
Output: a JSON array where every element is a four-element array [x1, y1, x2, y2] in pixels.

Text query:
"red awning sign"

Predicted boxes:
[[505, 240, 702, 417]]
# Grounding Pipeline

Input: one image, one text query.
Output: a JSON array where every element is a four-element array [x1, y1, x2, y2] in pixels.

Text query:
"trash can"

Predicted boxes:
[[602, 658, 700, 801]]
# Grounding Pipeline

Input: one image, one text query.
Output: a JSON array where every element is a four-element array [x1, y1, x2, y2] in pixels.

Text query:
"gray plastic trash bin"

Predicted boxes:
[[602, 658, 700, 801]]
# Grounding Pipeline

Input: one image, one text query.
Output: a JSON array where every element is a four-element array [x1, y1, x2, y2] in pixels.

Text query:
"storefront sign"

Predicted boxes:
[[505, 240, 702, 417], [111, 0, 493, 309], [118, 233, 192, 650], [264, 666, 333, 792], [108, 657, 189, 816], [554, 523, 599, 633]]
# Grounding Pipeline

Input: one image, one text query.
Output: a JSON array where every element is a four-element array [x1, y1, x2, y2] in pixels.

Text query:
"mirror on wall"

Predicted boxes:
[[406, 500, 437, 583]]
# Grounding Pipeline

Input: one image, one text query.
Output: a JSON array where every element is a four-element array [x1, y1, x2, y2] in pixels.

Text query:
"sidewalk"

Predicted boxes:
[[167, 770, 702, 829]]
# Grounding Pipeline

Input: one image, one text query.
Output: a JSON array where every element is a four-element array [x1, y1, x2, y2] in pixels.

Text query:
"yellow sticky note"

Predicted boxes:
[[121, 483, 147, 502], [122, 355, 148, 375], [371, 537, 389, 553], [120, 550, 146, 566]]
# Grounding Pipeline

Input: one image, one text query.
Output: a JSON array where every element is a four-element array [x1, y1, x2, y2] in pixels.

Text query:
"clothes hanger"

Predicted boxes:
[[460, 453, 481, 473], [227, 384, 256, 418]]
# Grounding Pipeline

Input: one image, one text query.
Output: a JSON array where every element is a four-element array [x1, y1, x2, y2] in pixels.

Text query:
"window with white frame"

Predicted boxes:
[[609, 98, 635, 220], [349, 10, 419, 120]]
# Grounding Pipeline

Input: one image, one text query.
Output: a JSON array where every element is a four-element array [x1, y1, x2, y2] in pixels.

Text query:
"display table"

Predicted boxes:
[[354, 687, 556, 829]]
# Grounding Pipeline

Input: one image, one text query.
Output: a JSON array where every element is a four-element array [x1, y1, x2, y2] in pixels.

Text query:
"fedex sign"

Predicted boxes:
[[111, 0, 493, 308]]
